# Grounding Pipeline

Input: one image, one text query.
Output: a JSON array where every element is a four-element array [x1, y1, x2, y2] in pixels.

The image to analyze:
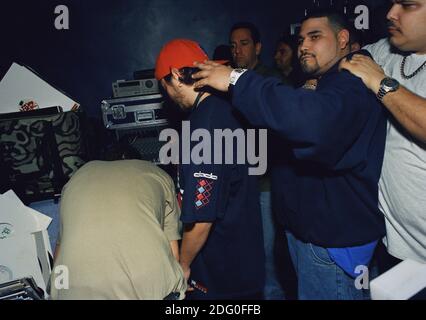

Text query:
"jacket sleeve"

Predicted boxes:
[[231, 70, 376, 170]]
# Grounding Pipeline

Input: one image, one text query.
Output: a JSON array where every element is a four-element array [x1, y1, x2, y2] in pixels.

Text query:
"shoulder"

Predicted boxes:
[[65, 160, 104, 184], [127, 160, 175, 189], [318, 64, 375, 106], [321, 64, 366, 90], [363, 38, 392, 64], [195, 95, 240, 129], [254, 63, 281, 79]]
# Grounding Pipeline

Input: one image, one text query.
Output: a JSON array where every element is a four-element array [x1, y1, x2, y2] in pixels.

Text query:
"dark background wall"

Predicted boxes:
[[1, 0, 388, 118]]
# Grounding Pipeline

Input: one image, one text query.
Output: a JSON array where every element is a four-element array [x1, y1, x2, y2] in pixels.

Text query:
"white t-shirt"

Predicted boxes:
[[364, 38, 426, 263]]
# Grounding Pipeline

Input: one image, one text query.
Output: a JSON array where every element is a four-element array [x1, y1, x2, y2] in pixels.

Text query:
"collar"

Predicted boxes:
[[190, 91, 207, 112], [320, 49, 373, 81]]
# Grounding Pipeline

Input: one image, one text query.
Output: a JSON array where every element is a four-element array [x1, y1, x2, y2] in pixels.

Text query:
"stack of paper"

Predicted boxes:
[[0, 190, 53, 298], [0, 62, 80, 114]]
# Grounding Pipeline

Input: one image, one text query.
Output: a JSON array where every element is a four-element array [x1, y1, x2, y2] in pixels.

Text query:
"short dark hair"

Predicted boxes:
[[103, 143, 141, 161], [276, 34, 298, 66], [164, 67, 200, 85], [303, 9, 351, 35], [230, 21, 261, 44], [349, 27, 363, 47], [277, 34, 296, 50]]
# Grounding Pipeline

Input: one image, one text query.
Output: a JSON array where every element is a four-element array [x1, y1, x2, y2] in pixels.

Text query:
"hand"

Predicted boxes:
[[192, 60, 233, 92], [180, 264, 194, 292], [339, 54, 385, 94]]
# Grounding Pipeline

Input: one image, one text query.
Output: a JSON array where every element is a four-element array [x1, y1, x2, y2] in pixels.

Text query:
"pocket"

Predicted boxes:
[[309, 243, 335, 266]]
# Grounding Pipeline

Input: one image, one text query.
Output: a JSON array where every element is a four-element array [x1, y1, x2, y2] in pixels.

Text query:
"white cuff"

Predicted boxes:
[[229, 68, 248, 86]]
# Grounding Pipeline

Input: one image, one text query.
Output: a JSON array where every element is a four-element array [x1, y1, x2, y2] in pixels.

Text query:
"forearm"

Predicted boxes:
[[53, 242, 60, 262], [232, 71, 295, 132], [232, 71, 372, 168], [179, 222, 212, 270], [169, 240, 180, 261], [340, 54, 426, 143], [382, 87, 426, 143]]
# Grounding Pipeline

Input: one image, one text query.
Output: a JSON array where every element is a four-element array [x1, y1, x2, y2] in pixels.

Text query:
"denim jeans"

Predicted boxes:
[[286, 232, 370, 300], [260, 191, 286, 300]]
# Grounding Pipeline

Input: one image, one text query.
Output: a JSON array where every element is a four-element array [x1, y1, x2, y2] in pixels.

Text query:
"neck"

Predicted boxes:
[[249, 59, 259, 70], [282, 66, 293, 77], [320, 49, 351, 76], [196, 92, 210, 105], [184, 90, 210, 110]]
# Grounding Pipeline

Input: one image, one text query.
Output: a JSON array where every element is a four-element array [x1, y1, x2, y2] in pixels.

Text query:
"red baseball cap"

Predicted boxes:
[[155, 39, 227, 81]]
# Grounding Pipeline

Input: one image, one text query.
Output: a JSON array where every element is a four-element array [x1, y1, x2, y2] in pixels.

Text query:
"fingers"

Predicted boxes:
[[340, 54, 371, 70], [350, 54, 367, 60], [193, 79, 208, 90], [194, 60, 219, 69], [339, 58, 353, 72], [202, 60, 220, 66], [192, 69, 211, 80], [348, 54, 373, 65], [345, 55, 383, 73], [192, 68, 211, 89]]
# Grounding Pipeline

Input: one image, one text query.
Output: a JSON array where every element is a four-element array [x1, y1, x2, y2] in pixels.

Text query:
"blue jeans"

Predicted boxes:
[[286, 232, 370, 300], [260, 191, 286, 300]]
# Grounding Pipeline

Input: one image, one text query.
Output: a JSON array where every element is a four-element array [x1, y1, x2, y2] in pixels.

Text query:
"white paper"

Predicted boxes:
[[0, 190, 53, 297], [0, 191, 39, 237], [27, 207, 52, 232], [0, 190, 52, 237], [0, 190, 52, 233], [0, 233, 46, 292], [370, 259, 426, 300], [0, 62, 79, 113]]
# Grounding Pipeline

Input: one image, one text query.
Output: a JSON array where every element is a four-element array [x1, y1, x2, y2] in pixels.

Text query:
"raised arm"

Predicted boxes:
[[194, 60, 379, 170]]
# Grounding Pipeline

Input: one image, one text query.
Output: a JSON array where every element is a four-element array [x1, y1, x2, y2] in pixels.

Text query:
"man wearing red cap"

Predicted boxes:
[[155, 39, 265, 300]]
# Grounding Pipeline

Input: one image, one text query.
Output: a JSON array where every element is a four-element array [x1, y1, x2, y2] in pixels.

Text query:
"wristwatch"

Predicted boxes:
[[229, 68, 247, 86], [377, 77, 400, 101]]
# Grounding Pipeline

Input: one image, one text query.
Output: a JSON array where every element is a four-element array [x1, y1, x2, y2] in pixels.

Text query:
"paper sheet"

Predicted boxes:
[[0, 62, 79, 114]]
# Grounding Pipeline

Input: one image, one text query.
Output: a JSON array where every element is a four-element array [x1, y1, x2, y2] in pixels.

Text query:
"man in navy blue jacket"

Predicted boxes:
[[193, 10, 387, 299], [155, 39, 265, 300]]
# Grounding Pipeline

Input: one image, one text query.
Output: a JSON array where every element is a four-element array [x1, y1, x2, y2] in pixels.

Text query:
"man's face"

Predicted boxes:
[[386, 0, 426, 53], [230, 28, 261, 69], [160, 76, 186, 109], [274, 42, 293, 71], [298, 17, 349, 77]]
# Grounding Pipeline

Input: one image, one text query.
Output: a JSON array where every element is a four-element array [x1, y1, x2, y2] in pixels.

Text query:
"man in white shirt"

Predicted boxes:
[[340, 0, 426, 266]]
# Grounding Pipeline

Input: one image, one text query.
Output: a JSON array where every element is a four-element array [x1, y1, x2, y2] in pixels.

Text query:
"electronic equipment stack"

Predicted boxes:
[[101, 69, 169, 164]]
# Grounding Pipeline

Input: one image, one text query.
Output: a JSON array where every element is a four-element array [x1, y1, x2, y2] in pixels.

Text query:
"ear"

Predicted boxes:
[[255, 42, 262, 56], [170, 68, 181, 81], [337, 29, 350, 50], [170, 68, 184, 87]]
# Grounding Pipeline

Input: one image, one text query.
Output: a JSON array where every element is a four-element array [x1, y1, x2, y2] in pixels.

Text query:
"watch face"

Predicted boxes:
[[383, 77, 399, 90]]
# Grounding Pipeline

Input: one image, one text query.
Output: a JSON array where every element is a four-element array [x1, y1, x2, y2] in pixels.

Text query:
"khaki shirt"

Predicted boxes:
[[50, 160, 186, 299]]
